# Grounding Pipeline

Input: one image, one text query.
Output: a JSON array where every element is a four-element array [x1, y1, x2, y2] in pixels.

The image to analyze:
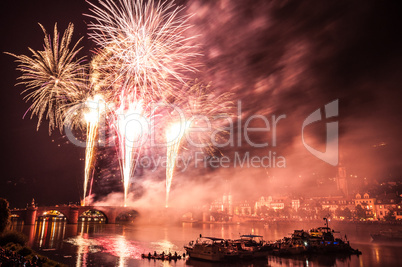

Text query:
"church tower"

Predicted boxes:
[[336, 159, 348, 197], [223, 179, 233, 215]]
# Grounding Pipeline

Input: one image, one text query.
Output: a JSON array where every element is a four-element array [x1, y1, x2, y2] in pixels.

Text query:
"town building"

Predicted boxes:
[[354, 193, 376, 219], [375, 193, 402, 220]]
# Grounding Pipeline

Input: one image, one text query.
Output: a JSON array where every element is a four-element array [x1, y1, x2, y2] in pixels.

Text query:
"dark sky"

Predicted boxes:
[[0, 1, 91, 207], [1, 0, 402, 208]]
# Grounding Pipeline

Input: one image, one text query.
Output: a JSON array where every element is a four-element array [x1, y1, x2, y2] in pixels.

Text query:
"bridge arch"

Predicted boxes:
[[79, 209, 107, 223], [36, 206, 79, 224], [10, 213, 22, 222], [116, 210, 139, 223], [38, 210, 67, 221]]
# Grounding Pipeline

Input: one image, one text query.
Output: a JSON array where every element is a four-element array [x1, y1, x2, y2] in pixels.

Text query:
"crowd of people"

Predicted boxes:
[[142, 250, 185, 261], [0, 247, 46, 267]]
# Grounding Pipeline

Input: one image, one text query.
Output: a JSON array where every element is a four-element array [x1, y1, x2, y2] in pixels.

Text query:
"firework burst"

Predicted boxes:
[[7, 23, 86, 134], [162, 82, 232, 207], [86, 0, 201, 101], [179, 81, 234, 155]]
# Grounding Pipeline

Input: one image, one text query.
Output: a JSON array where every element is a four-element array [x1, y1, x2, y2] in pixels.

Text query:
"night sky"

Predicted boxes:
[[1, 0, 402, 208]]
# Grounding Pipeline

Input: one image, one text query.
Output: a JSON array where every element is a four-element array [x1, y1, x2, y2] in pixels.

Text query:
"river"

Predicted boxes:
[[10, 219, 402, 267]]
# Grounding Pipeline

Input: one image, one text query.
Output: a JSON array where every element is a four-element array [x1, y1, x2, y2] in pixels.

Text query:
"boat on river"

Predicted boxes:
[[231, 234, 273, 259], [371, 229, 402, 242], [184, 234, 274, 261], [271, 235, 308, 255], [271, 218, 361, 255], [141, 252, 182, 261], [184, 236, 239, 261], [184, 219, 361, 261]]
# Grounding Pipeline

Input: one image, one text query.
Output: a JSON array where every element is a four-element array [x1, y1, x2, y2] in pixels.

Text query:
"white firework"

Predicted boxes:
[[86, 0, 201, 101]]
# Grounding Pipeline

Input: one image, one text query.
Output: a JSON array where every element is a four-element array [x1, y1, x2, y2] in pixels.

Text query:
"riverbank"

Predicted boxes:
[[0, 231, 66, 267], [0, 243, 66, 267]]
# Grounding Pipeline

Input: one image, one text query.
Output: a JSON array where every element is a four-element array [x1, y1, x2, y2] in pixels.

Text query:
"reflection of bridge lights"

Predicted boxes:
[[50, 220, 56, 248], [38, 219, 46, 248], [35, 219, 67, 249]]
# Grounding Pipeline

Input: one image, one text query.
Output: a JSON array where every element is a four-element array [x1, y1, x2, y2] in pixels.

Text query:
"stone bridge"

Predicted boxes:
[[10, 204, 138, 224]]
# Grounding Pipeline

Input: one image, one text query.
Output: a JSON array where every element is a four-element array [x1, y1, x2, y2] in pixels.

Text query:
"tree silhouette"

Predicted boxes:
[[355, 204, 367, 220], [0, 198, 10, 233], [384, 208, 396, 221]]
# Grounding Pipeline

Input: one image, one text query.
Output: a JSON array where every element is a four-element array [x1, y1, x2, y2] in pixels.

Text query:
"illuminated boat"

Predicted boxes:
[[272, 218, 361, 255], [272, 236, 308, 255], [231, 234, 273, 258], [184, 236, 238, 262]]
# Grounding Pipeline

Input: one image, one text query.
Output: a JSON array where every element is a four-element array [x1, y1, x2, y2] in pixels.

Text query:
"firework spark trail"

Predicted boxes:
[[83, 117, 97, 206], [165, 121, 190, 208], [7, 23, 86, 134], [82, 95, 105, 206], [113, 96, 150, 206], [86, 0, 201, 101]]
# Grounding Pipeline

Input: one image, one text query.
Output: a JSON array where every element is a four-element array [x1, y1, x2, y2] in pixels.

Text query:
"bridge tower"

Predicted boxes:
[[25, 199, 37, 225]]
